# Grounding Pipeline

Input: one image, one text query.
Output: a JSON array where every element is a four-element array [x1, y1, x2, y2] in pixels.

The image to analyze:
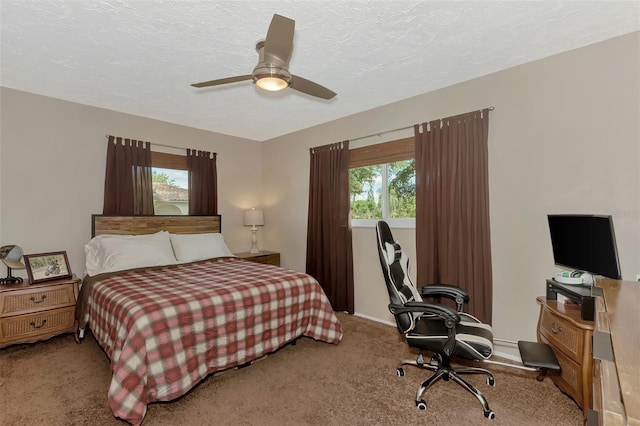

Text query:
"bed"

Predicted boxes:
[[75, 215, 343, 426]]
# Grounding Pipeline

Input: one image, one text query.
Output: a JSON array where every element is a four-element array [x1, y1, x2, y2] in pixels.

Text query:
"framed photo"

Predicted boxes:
[[24, 251, 72, 284]]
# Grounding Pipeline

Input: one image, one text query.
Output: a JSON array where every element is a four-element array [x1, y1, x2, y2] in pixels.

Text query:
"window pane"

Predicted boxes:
[[387, 159, 415, 218], [349, 165, 382, 219], [152, 168, 188, 215]]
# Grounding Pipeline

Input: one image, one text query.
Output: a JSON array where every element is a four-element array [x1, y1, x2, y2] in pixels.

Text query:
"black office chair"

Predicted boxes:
[[376, 220, 497, 419]]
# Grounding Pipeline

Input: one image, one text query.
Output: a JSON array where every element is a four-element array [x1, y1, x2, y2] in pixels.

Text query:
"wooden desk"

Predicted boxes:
[[590, 278, 640, 426], [536, 296, 594, 419]]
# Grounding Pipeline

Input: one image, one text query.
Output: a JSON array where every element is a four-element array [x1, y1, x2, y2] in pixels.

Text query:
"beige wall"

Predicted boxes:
[[1, 32, 638, 359], [0, 88, 264, 279], [262, 32, 640, 356]]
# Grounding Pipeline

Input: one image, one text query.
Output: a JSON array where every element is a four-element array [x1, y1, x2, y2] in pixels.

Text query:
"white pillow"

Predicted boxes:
[[85, 234, 109, 276], [169, 232, 234, 263], [84, 231, 177, 276]]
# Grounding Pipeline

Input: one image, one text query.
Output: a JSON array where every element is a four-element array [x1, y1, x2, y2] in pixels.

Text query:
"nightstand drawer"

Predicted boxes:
[[0, 284, 76, 317], [0, 306, 75, 342], [539, 306, 584, 362]]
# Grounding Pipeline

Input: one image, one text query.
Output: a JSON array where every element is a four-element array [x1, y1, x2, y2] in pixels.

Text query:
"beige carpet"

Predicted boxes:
[[0, 313, 582, 425]]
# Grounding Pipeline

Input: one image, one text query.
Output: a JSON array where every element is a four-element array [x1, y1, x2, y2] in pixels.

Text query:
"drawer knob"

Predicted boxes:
[[551, 321, 563, 334], [29, 319, 47, 329], [30, 295, 47, 304]]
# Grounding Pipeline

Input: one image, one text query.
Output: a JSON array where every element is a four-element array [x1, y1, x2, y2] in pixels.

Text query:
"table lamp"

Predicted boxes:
[[0, 245, 25, 284], [243, 208, 264, 254]]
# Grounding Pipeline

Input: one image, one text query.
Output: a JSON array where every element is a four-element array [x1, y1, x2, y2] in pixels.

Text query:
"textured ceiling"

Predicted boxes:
[[1, 1, 639, 141]]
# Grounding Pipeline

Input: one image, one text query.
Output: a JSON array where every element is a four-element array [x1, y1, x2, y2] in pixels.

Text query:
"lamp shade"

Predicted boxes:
[[0, 245, 25, 269], [243, 209, 264, 227]]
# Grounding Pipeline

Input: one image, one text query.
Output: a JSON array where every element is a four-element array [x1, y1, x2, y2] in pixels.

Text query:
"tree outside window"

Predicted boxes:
[[349, 159, 415, 223]]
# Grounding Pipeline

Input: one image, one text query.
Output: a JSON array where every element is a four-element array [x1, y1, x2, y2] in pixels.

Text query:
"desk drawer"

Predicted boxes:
[[540, 332, 584, 407], [554, 343, 584, 406], [540, 306, 584, 362]]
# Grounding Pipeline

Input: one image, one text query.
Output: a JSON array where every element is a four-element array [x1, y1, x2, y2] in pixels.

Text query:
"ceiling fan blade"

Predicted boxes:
[[191, 74, 253, 88], [290, 75, 337, 100], [263, 14, 295, 66]]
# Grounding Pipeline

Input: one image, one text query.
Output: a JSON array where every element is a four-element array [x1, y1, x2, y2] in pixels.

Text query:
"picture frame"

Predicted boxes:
[[23, 251, 72, 284]]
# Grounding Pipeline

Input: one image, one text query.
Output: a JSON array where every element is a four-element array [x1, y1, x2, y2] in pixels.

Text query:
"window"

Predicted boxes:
[[151, 152, 188, 215], [349, 160, 415, 225], [349, 137, 415, 227]]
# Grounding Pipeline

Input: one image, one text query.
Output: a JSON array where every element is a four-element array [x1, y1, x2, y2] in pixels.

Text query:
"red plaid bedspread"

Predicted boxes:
[[80, 257, 343, 425]]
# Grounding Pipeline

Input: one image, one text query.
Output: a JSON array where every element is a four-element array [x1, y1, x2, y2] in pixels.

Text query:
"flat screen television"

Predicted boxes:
[[547, 214, 621, 280]]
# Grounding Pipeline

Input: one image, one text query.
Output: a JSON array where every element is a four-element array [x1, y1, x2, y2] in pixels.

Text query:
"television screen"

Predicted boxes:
[[547, 214, 621, 280]]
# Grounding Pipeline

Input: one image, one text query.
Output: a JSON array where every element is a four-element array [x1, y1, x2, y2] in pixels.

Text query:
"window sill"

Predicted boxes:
[[351, 218, 415, 229]]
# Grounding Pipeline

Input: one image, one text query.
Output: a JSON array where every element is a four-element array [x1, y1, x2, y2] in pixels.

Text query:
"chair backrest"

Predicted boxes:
[[376, 221, 422, 333]]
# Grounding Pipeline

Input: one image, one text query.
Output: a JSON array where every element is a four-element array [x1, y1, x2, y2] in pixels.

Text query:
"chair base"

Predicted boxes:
[[397, 352, 496, 419]]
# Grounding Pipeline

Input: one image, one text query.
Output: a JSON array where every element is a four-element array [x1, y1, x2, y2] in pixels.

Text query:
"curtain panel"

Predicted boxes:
[[187, 149, 218, 215], [306, 141, 354, 314], [103, 136, 154, 215], [414, 109, 493, 324]]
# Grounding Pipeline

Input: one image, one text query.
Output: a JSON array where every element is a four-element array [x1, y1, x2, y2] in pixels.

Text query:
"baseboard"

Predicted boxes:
[[353, 311, 396, 327], [492, 349, 521, 362], [353, 311, 523, 363]]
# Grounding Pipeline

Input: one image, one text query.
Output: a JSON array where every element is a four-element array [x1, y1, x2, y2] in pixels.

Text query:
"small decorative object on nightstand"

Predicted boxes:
[[0, 276, 80, 348], [234, 251, 280, 267], [23, 251, 72, 284]]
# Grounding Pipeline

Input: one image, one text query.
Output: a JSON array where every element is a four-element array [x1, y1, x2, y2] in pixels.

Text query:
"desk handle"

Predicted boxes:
[[551, 321, 563, 334]]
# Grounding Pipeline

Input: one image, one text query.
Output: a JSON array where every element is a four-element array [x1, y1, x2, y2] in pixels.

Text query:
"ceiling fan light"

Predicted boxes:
[[255, 76, 289, 92], [253, 64, 292, 92]]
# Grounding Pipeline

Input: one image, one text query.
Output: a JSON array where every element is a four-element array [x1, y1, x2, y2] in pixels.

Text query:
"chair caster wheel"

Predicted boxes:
[[416, 400, 427, 411], [396, 368, 405, 377], [484, 410, 496, 419], [487, 377, 495, 386]]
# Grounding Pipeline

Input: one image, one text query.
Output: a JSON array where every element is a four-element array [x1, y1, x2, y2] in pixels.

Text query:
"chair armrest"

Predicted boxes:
[[389, 301, 460, 325], [389, 301, 459, 356], [419, 284, 469, 312]]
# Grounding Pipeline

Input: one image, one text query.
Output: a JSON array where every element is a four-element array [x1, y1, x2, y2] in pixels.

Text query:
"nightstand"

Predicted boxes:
[[234, 251, 280, 267], [0, 276, 80, 348]]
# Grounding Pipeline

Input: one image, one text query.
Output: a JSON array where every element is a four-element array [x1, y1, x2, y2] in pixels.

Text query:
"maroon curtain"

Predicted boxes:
[[306, 141, 354, 314], [103, 136, 154, 215], [414, 109, 493, 324], [187, 149, 217, 215]]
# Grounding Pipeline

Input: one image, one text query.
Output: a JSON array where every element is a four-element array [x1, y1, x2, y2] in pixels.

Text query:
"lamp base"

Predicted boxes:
[[250, 227, 260, 254], [1, 267, 24, 285]]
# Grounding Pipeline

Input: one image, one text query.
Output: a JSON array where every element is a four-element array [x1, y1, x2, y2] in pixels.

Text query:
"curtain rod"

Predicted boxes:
[[349, 106, 494, 143], [105, 135, 213, 153]]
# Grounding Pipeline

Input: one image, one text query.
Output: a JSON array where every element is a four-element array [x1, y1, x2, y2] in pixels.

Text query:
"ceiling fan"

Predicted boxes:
[[191, 14, 336, 100]]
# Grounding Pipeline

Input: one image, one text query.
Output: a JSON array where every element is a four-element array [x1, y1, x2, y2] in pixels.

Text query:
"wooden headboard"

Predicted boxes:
[[92, 215, 221, 237]]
